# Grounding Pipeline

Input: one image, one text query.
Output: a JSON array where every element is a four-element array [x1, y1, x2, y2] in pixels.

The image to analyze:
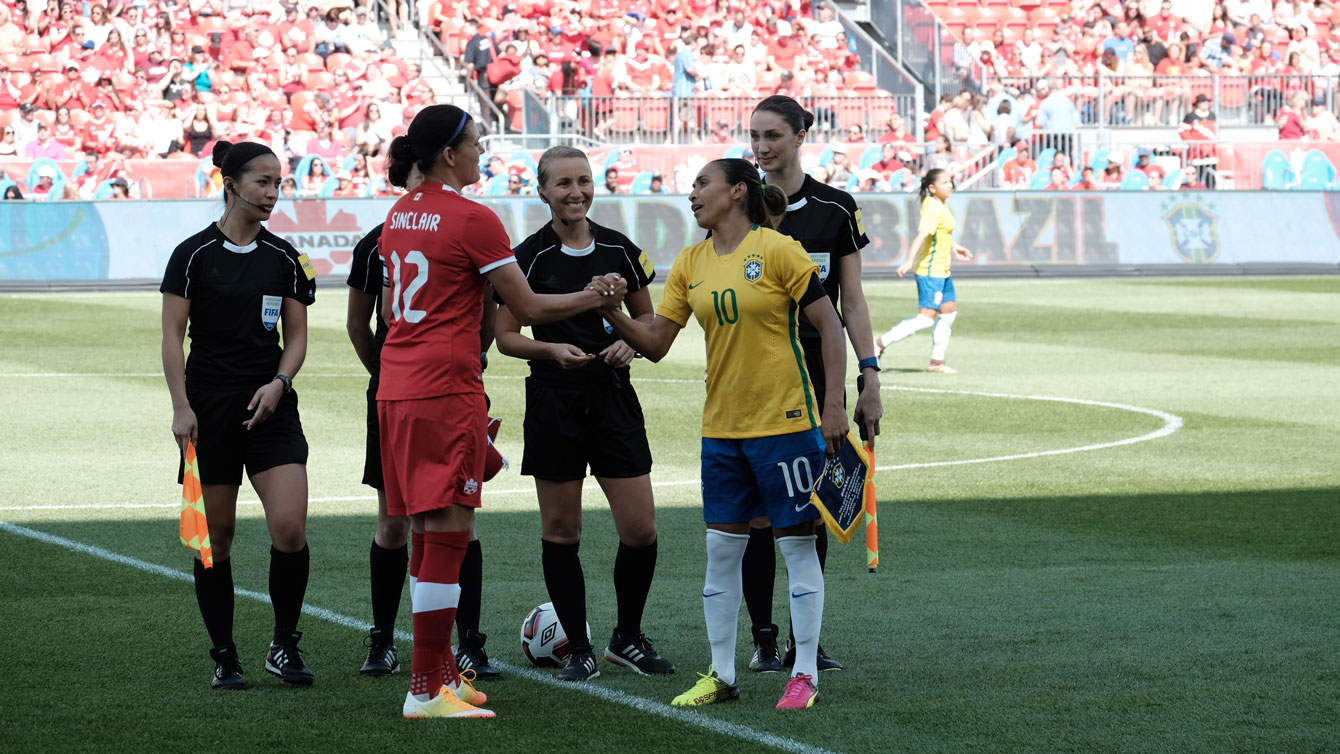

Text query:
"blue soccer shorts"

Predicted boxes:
[[700, 429, 826, 528], [915, 274, 956, 310]]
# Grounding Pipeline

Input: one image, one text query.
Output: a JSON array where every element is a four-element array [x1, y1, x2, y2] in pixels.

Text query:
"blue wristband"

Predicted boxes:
[[858, 357, 881, 372]]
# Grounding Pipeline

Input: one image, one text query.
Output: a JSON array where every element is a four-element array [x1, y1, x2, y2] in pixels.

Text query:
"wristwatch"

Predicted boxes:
[[274, 374, 293, 393], [858, 357, 881, 373]]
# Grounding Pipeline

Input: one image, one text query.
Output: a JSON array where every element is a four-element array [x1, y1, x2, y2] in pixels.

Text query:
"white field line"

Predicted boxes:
[[0, 521, 839, 754], [0, 380, 1182, 513]]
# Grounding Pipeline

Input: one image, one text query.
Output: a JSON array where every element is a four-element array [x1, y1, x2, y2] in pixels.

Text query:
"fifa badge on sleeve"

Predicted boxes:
[[809, 432, 871, 544]]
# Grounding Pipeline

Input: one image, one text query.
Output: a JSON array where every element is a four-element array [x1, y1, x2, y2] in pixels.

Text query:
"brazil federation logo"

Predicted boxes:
[[828, 461, 846, 490], [1161, 200, 1221, 264], [743, 252, 764, 283], [269, 201, 366, 276]]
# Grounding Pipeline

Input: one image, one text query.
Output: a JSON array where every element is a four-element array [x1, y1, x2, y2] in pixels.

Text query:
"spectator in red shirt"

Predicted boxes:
[[279, 4, 315, 53], [871, 141, 905, 175], [1002, 141, 1037, 187], [332, 170, 358, 197], [1074, 167, 1101, 190], [843, 124, 865, 144], [81, 101, 119, 155], [1050, 151, 1074, 182], [305, 121, 343, 161], [1099, 153, 1124, 187], [1277, 90, 1308, 139], [1148, 0, 1182, 43], [300, 156, 329, 196], [402, 62, 434, 107], [31, 165, 59, 198], [1042, 166, 1069, 191]]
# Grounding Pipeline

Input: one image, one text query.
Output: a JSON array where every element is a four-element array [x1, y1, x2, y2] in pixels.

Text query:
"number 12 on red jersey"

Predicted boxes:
[[389, 250, 427, 323]]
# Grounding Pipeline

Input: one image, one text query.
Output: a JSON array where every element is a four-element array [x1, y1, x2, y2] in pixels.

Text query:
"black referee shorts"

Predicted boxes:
[[521, 372, 652, 482], [362, 377, 384, 490], [180, 383, 309, 486]]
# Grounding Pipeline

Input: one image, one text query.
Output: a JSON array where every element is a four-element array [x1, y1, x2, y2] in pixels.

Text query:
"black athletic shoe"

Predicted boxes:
[[556, 648, 600, 682], [748, 624, 782, 673], [782, 637, 844, 672], [454, 630, 501, 681], [359, 627, 399, 677], [209, 644, 246, 690], [604, 630, 676, 676], [265, 630, 315, 685]]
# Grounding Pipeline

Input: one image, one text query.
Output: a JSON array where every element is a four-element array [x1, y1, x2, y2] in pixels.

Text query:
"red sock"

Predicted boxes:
[[409, 531, 425, 583], [409, 530, 468, 697]]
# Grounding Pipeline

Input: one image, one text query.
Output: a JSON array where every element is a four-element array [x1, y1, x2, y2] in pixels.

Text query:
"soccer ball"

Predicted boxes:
[[520, 602, 589, 668]]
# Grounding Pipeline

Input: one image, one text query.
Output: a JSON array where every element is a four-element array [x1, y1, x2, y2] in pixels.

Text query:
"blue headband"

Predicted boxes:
[[424, 112, 470, 167]]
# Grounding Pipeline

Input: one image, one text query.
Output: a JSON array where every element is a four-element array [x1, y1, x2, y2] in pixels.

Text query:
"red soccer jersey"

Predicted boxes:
[[377, 183, 516, 401]]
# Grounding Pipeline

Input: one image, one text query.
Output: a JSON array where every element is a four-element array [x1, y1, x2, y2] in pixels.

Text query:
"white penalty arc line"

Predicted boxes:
[[0, 520, 839, 754], [0, 385, 1182, 513]]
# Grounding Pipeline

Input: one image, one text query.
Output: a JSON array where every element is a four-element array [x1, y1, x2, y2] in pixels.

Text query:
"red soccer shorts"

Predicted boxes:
[[378, 393, 487, 516]]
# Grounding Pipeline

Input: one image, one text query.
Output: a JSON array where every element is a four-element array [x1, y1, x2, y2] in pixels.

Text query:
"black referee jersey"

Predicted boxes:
[[772, 175, 871, 344], [161, 223, 317, 387], [506, 219, 655, 379], [346, 222, 389, 366]]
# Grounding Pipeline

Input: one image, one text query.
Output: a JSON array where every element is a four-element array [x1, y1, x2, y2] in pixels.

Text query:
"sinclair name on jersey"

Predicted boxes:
[[388, 210, 443, 233]]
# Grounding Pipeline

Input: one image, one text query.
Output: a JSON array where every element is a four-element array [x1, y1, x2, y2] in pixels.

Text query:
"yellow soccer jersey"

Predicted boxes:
[[657, 226, 821, 439], [914, 196, 956, 278]]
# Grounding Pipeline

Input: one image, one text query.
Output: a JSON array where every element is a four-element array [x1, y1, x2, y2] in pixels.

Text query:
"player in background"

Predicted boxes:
[[161, 140, 316, 690], [743, 94, 884, 673], [875, 168, 973, 373], [381, 105, 627, 720], [347, 163, 504, 681], [605, 158, 848, 710], [494, 146, 674, 682]]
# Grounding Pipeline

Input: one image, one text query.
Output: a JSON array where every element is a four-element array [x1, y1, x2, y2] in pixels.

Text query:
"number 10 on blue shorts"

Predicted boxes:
[[700, 429, 826, 528]]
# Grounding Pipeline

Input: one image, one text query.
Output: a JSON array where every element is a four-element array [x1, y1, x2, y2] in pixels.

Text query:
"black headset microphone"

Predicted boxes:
[[230, 184, 261, 209], [540, 193, 570, 225]]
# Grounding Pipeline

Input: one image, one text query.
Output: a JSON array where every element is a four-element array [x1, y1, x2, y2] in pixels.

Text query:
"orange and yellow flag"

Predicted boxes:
[[179, 440, 213, 568], [864, 443, 878, 573]]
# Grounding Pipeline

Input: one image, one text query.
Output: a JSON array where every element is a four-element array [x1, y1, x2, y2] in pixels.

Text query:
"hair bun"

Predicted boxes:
[[211, 140, 233, 168], [801, 109, 815, 131]]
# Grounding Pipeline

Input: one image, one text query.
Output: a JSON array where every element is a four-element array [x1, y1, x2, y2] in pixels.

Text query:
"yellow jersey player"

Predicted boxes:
[[875, 168, 973, 373]]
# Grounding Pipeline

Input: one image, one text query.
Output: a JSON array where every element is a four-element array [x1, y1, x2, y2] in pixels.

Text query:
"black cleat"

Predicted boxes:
[[783, 637, 844, 672], [210, 644, 246, 690], [556, 648, 600, 682], [455, 630, 502, 681], [360, 627, 400, 677], [748, 624, 782, 673], [265, 630, 315, 685], [604, 630, 676, 676]]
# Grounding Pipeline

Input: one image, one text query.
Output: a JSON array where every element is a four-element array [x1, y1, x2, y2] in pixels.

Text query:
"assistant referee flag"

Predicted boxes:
[[179, 440, 213, 568]]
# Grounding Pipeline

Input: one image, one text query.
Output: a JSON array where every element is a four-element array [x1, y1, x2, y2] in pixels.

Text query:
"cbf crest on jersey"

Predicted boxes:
[[743, 252, 764, 283], [1161, 197, 1221, 264]]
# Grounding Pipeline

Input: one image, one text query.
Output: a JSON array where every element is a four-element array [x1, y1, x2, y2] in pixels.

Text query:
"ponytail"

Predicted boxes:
[[758, 184, 788, 229], [919, 168, 946, 202]]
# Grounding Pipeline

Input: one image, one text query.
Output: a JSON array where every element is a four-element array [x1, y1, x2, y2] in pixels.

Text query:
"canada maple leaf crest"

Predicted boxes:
[[268, 201, 365, 276]]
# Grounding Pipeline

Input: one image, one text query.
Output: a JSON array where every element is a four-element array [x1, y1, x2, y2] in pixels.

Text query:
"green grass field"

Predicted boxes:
[[2, 277, 1338, 754]]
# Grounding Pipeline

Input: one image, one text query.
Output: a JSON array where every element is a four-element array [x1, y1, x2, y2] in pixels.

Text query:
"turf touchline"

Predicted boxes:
[[0, 521, 842, 754], [0, 387, 1181, 513]]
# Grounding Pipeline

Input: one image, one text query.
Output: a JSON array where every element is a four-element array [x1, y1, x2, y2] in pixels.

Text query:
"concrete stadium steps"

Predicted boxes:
[[387, 24, 472, 110]]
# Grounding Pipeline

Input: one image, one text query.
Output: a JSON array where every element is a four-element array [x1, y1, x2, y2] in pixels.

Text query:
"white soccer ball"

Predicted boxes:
[[520, 602, 589, 668]]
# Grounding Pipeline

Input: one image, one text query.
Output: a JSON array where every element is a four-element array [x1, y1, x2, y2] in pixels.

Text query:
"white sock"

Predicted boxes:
[[703, 529, 749, 686], [777, 534, 824, 683], [930, 311, 957, 361], [880, 313, 934, 345]]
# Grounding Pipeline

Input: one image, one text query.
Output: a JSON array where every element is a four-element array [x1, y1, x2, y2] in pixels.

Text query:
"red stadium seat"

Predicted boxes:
[[641, 100, 669, 134], [326, 52, 352, 72], [973, 7, 1005, 30], [607, 101, 640, 135], [26, 34, 46, 53], [70, 109, 90, 128], [34, 53, 58, 73], [306, 71, 334, 90], [443, 32, 464, 58], [703, 99, 742, 130], [867, 96, 898, 127], [167, 151, 198, 160], [836, 99, 868, 129], [1003, 7, 1029, 31], [301, 53, 325, 72], [844, 70, 877, 91], [1029, 6, 1060, 24], [939, 6, 969, 29]]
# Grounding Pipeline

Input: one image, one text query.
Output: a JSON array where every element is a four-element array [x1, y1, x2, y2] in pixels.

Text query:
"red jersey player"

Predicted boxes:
[[378, 104, 628, 721]]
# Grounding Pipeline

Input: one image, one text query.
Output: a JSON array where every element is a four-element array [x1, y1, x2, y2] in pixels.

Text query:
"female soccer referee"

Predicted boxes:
[[875, 168, 973, 372], [495, 146, 674, 682], [161, 140, 316, 690], [742, 95, 885, 673], [605, 158, 848, 711], [347, 163, 504, 680], [379, 104, 626, 719]]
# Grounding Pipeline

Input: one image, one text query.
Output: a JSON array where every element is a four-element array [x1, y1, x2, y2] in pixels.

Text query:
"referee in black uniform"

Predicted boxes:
[[495, 146, 674, 682], [742, 95, 886, 674], [161, 141, 317, 689], [346, 162, 504, 680]]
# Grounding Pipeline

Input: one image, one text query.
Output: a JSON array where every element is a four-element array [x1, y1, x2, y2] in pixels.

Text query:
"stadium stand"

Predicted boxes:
[[3, 0, 1339, 197]]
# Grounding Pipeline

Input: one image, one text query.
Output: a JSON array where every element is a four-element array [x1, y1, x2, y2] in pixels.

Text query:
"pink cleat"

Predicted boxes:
[[776, 673, 819, 710]]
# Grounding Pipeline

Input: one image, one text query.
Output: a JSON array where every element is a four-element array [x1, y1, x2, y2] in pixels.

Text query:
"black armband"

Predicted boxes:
[[797, 272, 826, 308]]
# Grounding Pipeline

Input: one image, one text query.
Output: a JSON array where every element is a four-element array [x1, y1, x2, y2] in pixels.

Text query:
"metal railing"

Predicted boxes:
[[986, 74, 1340, 128], [539, 95, 918, 145], [870, 0, 983, 108]]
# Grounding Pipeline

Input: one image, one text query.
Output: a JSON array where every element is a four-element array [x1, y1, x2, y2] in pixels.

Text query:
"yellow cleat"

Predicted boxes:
[[403, 686, 495, 719], [670, 667, 740, 707], [445, 669, 488, 706]]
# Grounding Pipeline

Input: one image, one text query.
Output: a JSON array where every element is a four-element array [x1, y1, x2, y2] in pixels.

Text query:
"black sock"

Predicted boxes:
[[194, 557, 234, 649], [269, 544, 310, 642], [369, 540, 408, 635], [815, 525, 829, 572], [613, 539, 657, 638], [541, 539, 589, 653], [741, 526, 776, 637], [456, 539, 483, 641]]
